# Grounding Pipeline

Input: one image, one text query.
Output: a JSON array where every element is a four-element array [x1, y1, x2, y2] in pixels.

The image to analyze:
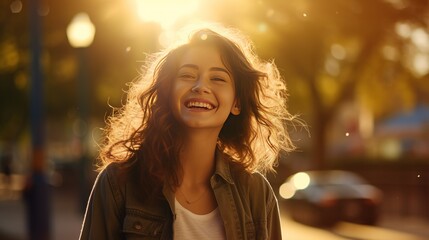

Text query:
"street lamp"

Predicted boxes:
[[67, 13, 96, 48], [66, 12, 95, 212]]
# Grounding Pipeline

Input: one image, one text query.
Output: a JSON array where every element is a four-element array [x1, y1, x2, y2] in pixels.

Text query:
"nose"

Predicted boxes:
[[191, 76, 211, 94]]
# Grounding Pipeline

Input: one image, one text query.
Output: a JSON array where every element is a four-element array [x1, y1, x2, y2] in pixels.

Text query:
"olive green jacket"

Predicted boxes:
[[79, 151, 283, 239]]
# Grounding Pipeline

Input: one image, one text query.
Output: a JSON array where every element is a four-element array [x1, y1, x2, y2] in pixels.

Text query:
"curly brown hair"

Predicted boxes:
[[98, 23, 296, 188]]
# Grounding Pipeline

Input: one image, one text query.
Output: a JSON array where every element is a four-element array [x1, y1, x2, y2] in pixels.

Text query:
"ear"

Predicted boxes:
[[231, 100, 241, 115]]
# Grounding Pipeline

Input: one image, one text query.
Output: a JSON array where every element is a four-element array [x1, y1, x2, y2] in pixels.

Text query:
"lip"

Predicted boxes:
[[184, 98, 216, 110]]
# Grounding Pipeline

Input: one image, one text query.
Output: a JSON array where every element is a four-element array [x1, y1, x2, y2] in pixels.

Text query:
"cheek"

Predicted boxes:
[[170, 91, 180, 110], [170, 80, 181, 98], [170, 84, 187, 111], [220, 90, 236, 108]]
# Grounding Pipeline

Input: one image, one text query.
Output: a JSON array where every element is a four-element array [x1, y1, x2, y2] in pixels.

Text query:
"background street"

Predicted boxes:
[[1, 175, 429, 240]]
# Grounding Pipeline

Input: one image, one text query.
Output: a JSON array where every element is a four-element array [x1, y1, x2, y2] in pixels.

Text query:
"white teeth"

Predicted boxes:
[[187, 101, 214, 110]]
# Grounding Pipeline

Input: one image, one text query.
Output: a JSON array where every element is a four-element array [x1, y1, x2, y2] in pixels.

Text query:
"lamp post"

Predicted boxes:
[[66, 12, 96, 212]]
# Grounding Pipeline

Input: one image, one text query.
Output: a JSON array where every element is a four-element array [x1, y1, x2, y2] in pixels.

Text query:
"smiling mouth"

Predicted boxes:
[[186, 101, 215, 110]]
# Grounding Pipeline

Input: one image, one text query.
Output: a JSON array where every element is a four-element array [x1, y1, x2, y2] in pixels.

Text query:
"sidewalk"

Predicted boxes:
[[378, 214, 429, 239], [0, 183, 83, 240]]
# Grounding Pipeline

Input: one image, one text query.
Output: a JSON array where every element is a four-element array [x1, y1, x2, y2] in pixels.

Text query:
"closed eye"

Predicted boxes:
[[177, 65, 198, 80], [180, 74, 195, 78], [211, 77, 226, 82], [210, 72, 230, 83], [178, 73, 196, 80]]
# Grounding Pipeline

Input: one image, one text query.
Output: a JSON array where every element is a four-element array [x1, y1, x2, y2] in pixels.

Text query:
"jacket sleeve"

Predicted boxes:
[[254, 172, 283, 240], [266, 194, 283, 240], [249, 172, 283, 240], [79, 165, 124, 240]]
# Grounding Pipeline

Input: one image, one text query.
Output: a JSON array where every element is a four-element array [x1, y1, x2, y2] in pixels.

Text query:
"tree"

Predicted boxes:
[[238, 0, 429, 168]]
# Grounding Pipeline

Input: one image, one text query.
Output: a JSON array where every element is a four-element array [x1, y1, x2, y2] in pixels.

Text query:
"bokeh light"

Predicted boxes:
[[66, 13, 96, 48], [293, 172, 311, 190]]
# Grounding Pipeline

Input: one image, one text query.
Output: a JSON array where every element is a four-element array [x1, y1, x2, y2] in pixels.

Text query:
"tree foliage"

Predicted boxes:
[[238, 0, 429, 167]]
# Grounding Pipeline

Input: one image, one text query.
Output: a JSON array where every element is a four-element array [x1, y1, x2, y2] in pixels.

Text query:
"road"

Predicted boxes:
[[1, 173, 429, 240], [281, 212, 428, 240]]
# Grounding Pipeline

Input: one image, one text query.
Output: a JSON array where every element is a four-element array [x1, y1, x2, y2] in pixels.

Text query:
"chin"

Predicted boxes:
[[181, 120, 223, 130]]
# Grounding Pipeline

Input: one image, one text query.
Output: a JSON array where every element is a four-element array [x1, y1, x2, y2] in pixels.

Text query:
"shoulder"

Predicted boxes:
[[228, 161, 269, 184], [217, 153, 274, 194], [215, 151, 276, 202], [228, 163, 279, 226], [93, 162, 131, 200], [229, 163, 276, 199], [100, 161, 138, 180], [97, 162, 124, 184]]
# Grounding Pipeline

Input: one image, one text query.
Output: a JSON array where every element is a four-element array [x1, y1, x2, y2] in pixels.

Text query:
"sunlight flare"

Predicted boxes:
[[133, 0, 199, 29]]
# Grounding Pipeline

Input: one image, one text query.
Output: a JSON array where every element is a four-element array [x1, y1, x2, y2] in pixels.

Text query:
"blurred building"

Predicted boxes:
[[328, 103, 429, 161]]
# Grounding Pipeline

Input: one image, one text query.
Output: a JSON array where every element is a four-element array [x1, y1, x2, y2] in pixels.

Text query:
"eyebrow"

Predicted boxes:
[[178, 64, 232, 77]]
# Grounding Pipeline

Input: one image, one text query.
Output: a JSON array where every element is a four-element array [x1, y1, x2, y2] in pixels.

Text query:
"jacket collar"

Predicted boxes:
[[162, 148, 235, 214], [214, 148, 234, 184]]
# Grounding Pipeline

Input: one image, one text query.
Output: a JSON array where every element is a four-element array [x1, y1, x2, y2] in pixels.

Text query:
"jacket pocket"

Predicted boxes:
[[123, 209, 165, 239]]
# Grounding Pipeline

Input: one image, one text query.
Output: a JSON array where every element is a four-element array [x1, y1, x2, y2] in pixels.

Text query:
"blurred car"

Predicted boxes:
[[278, 170, 383, 227]]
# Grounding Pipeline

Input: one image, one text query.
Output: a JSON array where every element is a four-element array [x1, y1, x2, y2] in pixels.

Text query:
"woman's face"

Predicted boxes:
[[170, 44, 240, 131]]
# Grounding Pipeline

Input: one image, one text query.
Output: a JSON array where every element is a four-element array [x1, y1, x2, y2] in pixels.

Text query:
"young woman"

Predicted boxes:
[[79, 23, 295, 240]]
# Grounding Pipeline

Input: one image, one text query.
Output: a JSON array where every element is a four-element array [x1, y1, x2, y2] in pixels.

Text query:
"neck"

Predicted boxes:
[[179, 128, 219, 186]]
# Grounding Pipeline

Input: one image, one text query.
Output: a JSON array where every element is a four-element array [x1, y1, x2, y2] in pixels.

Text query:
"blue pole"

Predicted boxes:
[[26, 0, 52, 239]]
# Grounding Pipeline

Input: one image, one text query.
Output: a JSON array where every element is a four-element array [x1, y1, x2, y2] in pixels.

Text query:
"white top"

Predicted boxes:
[[173, 198, 226, 240]]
